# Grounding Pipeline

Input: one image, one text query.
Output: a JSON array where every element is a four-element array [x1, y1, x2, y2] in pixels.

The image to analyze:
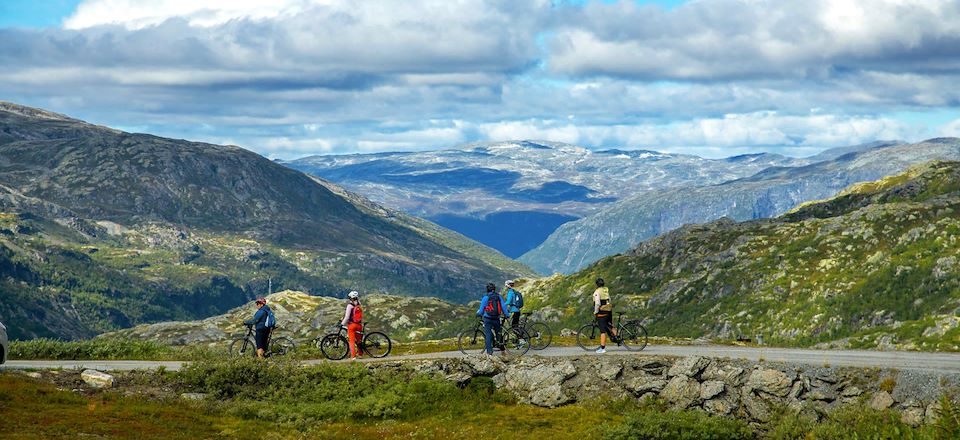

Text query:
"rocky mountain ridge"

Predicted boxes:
[[522, 138, 960, 274]]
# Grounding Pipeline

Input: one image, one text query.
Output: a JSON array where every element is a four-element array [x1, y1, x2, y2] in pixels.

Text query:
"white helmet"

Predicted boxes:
[[347, 291, 360, 300], [505, 279, 515, 286]]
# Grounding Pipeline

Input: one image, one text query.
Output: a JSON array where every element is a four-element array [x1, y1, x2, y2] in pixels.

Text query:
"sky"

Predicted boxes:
[[2, 0, 960, 159]]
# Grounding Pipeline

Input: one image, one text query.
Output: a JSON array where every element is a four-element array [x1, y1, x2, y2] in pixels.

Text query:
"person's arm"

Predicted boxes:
[[341, 304, 353, 326], [477, 296, 487, 317], [499, 296, 508, 315], [593, 289, 600, 314], [505, 290, 515, 310], [245, 308, 264, 326]]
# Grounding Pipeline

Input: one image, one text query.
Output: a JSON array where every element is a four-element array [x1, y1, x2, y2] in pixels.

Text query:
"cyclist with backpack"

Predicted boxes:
[[593, 278, 617, 354], [504, 280, 524, 328], [341, 291, 364, 360], [476, 282, 508, 355], [243, 296, 276, 359]]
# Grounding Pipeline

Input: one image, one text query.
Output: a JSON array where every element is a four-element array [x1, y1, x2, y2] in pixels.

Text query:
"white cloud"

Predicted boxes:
[[65, 0, 324, 29]]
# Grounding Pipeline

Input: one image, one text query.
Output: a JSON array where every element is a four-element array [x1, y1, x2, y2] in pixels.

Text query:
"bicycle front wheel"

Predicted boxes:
[[457, 326, 485, 355], [504, 327, 531, 357], [527, 322, 552, 350], [363, 331, 392, 358], [229, 337, 256, 357], [320, 334, 349, 360], [576, 323, 601, 351], [621, 323, 648, 351], [271, 336, 296, 356]]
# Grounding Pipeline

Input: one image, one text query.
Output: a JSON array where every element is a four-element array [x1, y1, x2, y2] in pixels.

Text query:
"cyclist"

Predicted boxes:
[[476, 283, 507, 355], [243, 296, 273, 359], [504, 280, 523, 328], [341, 291, 364, 360], [593, 278, 617, 354]]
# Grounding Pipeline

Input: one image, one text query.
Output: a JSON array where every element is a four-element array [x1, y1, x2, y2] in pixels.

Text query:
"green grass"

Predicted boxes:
[[8, 338, 223, 361]]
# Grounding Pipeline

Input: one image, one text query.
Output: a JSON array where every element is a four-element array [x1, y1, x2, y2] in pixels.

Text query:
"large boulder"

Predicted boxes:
[[661, 375, 701, 408], [81, 370, 114, 389], [747, 368, 794, 397], [494, 359, 577, 407], [668, 356, 711, 378], [869, 391, 895, 410]]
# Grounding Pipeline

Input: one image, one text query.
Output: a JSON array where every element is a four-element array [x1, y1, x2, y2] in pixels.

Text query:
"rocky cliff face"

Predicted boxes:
[[395, 355, 952, 426], [0, 102, 529, 340], [521, 161, 960, 351], [522, 139, 960, 274]]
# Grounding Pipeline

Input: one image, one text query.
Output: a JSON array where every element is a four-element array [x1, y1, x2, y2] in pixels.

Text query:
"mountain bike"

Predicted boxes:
[[316, 323, 392, 360], [458, 317, 531, 356], [516, 312, 553, 350], [229, 324, 296, 357], [576, 312, 648, 351]]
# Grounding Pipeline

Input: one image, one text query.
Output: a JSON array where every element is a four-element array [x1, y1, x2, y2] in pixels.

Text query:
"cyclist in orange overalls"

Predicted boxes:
[[341, 291, 363, 360]]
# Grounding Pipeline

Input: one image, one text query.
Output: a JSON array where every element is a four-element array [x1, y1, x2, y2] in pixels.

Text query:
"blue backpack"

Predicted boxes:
[[264, 307, 277, 328]]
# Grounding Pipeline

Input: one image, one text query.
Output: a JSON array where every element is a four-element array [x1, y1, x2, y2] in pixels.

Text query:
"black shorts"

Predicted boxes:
[[255, 328, 271, 350], [596, 313, 613, 335]]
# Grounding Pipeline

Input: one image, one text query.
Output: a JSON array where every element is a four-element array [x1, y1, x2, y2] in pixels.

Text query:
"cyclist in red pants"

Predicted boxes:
[[341, 291, 364, 360]]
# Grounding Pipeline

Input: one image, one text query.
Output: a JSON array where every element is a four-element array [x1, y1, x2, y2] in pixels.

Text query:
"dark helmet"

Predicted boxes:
[[486, 283, 496, 293], [595, 278, 605, 287]]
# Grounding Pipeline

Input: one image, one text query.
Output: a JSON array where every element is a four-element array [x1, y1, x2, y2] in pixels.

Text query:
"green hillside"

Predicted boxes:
[[521, 161, 960, 351], [0, 102, 532, 340]]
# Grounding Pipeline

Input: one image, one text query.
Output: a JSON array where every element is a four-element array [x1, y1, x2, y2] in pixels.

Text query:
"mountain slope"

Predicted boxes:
[[521, 160, 960, 351], [0, 102, 531, 340], [283, 141, 809, 258], [102, 290, 472, 345], [521, 139, 954, 274]]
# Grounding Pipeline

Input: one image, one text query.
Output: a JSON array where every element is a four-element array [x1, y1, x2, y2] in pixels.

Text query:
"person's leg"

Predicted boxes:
[[511, 312, 520, 328], [492, 318, 504, 351], [347, 323, 360, 359], [483, 318, 494, 354], [255, 329, 267, 359]]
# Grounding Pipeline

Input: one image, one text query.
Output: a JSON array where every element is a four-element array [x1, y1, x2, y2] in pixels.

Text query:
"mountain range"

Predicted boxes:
[[283, 141, 809, 259], [0, 102, 530, 340], [520, 160, 960, 351], [523, 139, 960, 274]]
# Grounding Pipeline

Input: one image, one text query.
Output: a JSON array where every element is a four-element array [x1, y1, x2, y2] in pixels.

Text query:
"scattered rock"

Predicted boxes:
[[180, 393, 208, 401], [661, 375, 701, 408], [700, 380, 725, 400], [901, 406, 925, 427], [625, 377, 668, 395], [463, 355, 503, 375], [528, 384, 571, 407], [840, 386, 863, 398], [747, 368, 793, 397], [869, 391, 894, 410], [18, 371, 42, 379], [668, 356, 711, 378], [80, 370, 114, 389], [598, 362, 623, 381]]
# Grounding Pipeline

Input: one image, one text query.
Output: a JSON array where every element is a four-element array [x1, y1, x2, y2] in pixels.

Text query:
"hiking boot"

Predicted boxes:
[[595, 347, 606, 354]]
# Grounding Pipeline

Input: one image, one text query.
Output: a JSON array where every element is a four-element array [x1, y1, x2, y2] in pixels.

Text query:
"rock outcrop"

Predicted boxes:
[[397, 355, 959, 426]]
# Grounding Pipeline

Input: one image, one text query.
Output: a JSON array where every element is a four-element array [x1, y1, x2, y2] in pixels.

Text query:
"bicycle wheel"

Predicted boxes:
[[229, 337, 256, 357], [621, 323, 648, 351], [271, 336, 296, 356], [576, 323, 601, 351], [363, 331, 392, 358], [320, 334, 349, 360], [504, 327, 531, 356], [527, 321, 552, 350], [457, 326, 485, 355]]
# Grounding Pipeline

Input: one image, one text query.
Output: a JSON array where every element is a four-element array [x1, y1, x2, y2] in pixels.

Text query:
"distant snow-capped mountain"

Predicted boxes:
[[282, 140, 809, 259]]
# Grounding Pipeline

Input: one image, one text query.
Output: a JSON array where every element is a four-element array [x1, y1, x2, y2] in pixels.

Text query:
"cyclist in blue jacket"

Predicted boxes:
[[476, 283, 508, 355], [504, 280, 522, 328], [243, 296, 272, 359]]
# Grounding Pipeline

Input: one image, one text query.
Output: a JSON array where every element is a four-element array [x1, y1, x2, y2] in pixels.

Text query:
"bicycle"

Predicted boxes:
[[229, 324, 296, 357], [516, 312, 553, 350], [458, 317, 531, 356], [316, 323, 392, 360], [576, 312, 648, 351]]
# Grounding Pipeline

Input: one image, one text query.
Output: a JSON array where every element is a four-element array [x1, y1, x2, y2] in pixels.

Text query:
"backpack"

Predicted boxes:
[[512, 289, 524, 309], [264, 308, 277, 328], [351, 304, 363, 323], [483, 293, 503, 317]]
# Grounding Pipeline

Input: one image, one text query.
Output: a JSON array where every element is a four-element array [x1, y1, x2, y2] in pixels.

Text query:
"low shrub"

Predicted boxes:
[[601, 404, 755, 440], [10, 338, 173, 360]]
